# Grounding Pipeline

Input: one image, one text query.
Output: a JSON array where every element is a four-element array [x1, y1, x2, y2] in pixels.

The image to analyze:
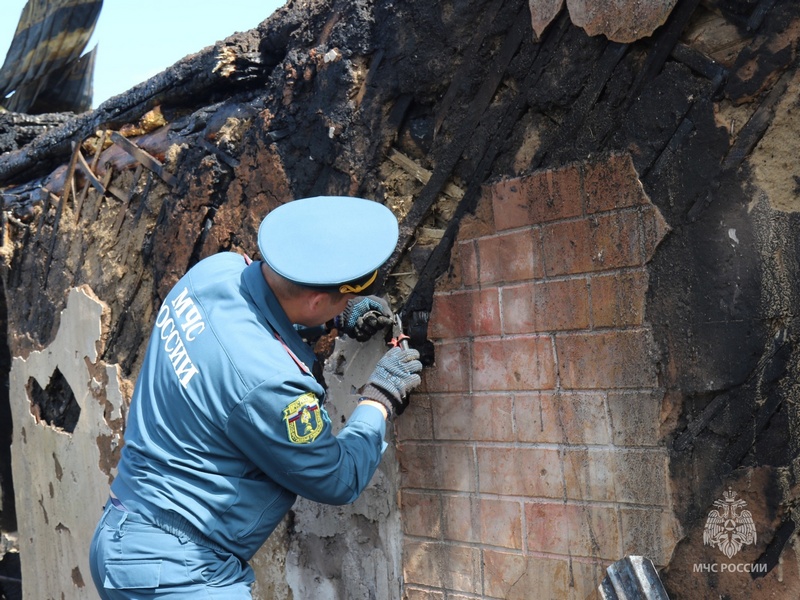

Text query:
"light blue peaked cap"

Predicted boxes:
[[258, 196, 399, 293]]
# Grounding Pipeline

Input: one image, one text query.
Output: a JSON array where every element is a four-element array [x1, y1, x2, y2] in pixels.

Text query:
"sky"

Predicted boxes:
[[1, 0, 286, 108]]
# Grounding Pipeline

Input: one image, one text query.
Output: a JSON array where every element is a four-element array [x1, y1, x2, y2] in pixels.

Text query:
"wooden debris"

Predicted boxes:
[[75, 150, 127, 203], [44, 142, 81, 285], [75, 129, 107, 222], [387, 149, 463, 199], [109, 131, 177, 187]]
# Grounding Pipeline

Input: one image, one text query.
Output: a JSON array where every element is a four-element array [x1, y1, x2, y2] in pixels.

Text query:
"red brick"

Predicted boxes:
[[584, 153, 649, 214], [515, 392, 610, 445], [563, 448, 618, 502], [477, 229, 543, 285], [542, 211, 643, 276], [562, 449, 669, 505], [429, 289, 501, 339], [491, 167, 584, 231], [502, 278, 590, 333], [421, 341, 470, 393], [491, 179, 532, 231], [404, 589, 444, 600], [443, 495, 523, 549], [483, 550, 569, 600], [569, 560, 609, 600], [432, 393, 514, 442], [473, 336, 556, 391], [477, 447, 563, 498], [612, 449, 669, 505], [607, 390, 664, 447], [457, 187, 496, 240], [591, 211, 643, 270], [525, 502, 621, 560], [642, 204, 671, 262], [620, 507, 681, 567], [401, 491, 442, 538], [458, 240, 479, 287], [556, 330, 658, 389], [398, 442, 476, 492], [541, 219, 594, 275], [403, 540, 481, 594], [590, 270, 648, 328], [396, 392, 434, 442]]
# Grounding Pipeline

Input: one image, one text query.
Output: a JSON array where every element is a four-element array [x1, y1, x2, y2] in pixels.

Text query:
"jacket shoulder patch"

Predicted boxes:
[[282, 393, 324, 444]]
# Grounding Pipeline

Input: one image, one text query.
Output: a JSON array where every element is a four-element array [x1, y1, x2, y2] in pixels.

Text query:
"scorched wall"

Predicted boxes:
[[398, 153, 676, 598]]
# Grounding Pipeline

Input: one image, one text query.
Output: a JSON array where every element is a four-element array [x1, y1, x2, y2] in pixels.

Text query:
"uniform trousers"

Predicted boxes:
[[90, 501, 255, 599]]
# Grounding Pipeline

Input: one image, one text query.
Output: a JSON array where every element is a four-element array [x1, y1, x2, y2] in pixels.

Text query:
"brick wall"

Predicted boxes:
[[397, 153, 679, 599]]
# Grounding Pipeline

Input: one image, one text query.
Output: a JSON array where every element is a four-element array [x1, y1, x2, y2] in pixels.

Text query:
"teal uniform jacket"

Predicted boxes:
[[111, 252, 386, 561]]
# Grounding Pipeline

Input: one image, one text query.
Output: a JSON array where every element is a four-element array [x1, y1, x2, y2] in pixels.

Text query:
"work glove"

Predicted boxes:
[[334, 296, 393, 341], [362, 346, 423, 418]]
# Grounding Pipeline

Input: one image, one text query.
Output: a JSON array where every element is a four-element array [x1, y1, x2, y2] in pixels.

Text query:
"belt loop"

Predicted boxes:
[[114, 512, 128, 539]]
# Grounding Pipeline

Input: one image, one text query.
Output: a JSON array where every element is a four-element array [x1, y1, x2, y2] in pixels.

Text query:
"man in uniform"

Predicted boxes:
[[89, 196, 422, 598]]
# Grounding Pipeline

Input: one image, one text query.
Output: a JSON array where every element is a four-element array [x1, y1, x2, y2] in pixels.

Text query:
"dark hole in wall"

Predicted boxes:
[[0, 275, 14, 533], [27, 369, 80, 433]]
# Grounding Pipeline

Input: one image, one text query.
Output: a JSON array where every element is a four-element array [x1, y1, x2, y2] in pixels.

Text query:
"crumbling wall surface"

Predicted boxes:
[[9, 287, 124, 600]]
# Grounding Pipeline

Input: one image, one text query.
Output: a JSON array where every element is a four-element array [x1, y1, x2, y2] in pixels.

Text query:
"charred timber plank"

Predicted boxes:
[[109, 131, 177, 187], [199, 137, 240, 169], [752, 518, 796, 578], [402, 73, 535, 361], [747, 0, 778, 32], [44, 142, 81, 286], [74, 128, 106, 222], [687, 59, 796, 220], [388, 149, 464, 199], [721, 63, 794, 171], [400, 15, 574, 356], [112, 165, 144, 238], [531, 39, 628, 169], [379, 0, 530, 285], [626, 0, 702, 108], [670, 42, 728, 85], [0, 25, 278, 185], [433, 0, 506, 137], [133, 172, 154, 225], [75, 149, 126, 203]]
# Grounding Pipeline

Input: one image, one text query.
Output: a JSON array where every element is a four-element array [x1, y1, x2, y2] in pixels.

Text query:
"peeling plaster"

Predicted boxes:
[[9, 287, 125, 600], [285, 334, 402, 600]]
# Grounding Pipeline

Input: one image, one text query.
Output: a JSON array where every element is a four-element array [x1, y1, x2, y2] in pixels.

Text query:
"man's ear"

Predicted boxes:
[[306, 291, 327, 312]]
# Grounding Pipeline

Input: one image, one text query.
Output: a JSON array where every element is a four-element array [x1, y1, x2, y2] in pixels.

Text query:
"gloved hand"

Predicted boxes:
[[362, 346, 423, 418], [334, 296, 393, 341]]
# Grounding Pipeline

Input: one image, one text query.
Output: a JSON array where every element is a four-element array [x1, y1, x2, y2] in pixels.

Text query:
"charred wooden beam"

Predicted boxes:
[[74, 149, 126, 203], [687, 57, 797, 220], [399, 11, 574, 361], [626, 0, 703, 108], [109, 132, 177, 187], [44, 142, 81, 286], [670, 42, 728, 85], [0, 17, 295, 185], [379, 0, 530, 287], [531, 39, 628, 169], [432, 0, 506, 137]]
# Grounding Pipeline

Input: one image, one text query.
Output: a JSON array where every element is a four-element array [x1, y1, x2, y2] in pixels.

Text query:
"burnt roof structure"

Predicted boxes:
[[1, 0, 800, 598]]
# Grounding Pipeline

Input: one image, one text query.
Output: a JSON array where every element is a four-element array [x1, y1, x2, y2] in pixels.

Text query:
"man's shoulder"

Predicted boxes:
[[193, 252, 248, 274]]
